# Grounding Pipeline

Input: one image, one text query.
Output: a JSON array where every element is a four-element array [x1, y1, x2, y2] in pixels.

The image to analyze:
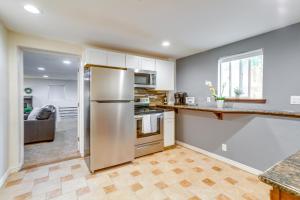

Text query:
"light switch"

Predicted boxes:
[[290, 96, 300, 104]]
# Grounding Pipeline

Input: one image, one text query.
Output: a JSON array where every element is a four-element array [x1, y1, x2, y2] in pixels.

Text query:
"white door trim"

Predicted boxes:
[[18, 47, 84, 170]]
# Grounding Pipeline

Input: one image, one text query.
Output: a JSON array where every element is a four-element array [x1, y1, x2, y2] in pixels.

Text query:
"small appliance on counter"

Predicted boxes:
[[134, 97, 164, 157], [174, 92, 188, 105], [163, 95, 168, 105], [185, 97, 196, 105]]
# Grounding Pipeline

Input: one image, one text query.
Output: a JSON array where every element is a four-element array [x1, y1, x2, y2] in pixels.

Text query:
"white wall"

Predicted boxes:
[[24, 78, 78, 108], [0, 22, 9, 187]]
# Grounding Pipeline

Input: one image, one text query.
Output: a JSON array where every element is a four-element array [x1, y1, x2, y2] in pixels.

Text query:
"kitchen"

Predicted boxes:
[[83, 48, 176, 173], [0, 1, 300, 200]]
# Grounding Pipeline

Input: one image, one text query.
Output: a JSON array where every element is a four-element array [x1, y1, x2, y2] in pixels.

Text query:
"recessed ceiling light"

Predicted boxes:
[[63, 60, 71, 65], [24, 4, 41, 15], [43, 75, 48, 78], [162, 41, 170, 47], [37, 67, 45, 71]]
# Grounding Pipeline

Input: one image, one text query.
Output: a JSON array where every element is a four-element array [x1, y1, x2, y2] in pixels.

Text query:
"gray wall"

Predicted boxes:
[[176, 22, 300, 171], [0, 22, 9, 184]]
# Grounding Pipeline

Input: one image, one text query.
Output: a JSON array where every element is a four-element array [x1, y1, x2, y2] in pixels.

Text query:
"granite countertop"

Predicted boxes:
[[259, 151, 300, 197], [156, 104, 300, 119]]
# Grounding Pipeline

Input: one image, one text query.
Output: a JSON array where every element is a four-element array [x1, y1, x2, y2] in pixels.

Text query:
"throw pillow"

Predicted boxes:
[[36, 108, 52, 120], [27, 107, 41, 120]]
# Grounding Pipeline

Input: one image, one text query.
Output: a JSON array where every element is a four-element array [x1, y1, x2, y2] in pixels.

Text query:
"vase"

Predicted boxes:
[[216, 100, 224, 108]]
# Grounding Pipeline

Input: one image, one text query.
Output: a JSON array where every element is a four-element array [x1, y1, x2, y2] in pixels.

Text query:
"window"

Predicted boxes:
[[218, 49, 263, 99]]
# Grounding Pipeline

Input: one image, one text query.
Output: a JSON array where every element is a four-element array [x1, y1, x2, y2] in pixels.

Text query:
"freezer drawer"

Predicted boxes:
[[90, 101, 135, 172], [90, 67, 134, 101]]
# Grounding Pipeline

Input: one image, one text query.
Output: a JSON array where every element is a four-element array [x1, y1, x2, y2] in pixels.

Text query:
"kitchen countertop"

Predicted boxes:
[[156, 104, 300, 119], [259, 151, 300, 197]]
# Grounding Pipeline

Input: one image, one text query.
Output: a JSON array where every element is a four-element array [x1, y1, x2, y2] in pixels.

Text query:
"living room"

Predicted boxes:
[[22, 48, 80, 168]]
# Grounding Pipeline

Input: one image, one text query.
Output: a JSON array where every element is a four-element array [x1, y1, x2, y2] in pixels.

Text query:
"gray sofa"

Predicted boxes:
[[24, 106, 56, 144]]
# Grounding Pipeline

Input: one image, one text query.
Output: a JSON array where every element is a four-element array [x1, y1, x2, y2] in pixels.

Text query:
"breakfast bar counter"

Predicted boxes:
[[156, 104, 300, 120], [259, 151, 300, 200]]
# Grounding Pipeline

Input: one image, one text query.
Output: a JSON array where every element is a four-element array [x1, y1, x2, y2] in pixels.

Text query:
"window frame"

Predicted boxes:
[[217, 49, 264, 99]]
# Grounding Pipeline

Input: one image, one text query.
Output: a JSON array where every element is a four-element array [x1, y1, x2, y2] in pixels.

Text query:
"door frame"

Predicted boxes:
[[19, 47, 84, 168]]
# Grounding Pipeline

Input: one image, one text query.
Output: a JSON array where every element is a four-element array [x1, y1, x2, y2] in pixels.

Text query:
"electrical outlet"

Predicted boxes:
[[290, 96, 300, 104], [222, 144, 227, 152], [207, 97, 211, 103]]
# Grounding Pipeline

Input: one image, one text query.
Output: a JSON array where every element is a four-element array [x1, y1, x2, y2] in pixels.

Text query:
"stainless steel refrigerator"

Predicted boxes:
[[84, 66, 135, 173]]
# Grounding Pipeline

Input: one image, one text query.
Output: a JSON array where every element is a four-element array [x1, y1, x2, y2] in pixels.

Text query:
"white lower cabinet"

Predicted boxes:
[[163, 111, 175, 147]]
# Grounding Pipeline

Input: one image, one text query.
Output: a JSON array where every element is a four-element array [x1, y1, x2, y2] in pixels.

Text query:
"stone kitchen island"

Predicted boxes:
[[259, 151, 300, 200]]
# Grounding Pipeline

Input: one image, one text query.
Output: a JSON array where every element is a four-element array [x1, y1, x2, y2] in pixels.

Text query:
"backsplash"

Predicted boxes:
[[134, 88, 168, 106]]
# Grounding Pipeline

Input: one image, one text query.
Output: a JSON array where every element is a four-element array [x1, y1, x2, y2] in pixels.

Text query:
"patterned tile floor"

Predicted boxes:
[[0, 146, 271, 200]]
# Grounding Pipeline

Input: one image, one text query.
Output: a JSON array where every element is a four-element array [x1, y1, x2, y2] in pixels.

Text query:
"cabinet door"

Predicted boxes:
[[107, 51, 126, 68], [156, 59, 175, 91], [126, 54, 141, 69], [164, 118, 175, 147], [164, 111, 175, 147], [84, 48, 107, 66], [141, 57, 155, 71]]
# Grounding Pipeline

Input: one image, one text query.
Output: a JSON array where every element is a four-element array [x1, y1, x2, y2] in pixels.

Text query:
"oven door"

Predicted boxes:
[[135, 113, 163, 145]]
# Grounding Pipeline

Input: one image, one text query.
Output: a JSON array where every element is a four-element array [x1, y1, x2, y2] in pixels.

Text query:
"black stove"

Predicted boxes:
[[134, 106, 164, 115]]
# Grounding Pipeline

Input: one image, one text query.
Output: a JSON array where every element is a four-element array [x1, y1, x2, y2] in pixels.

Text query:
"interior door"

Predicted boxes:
[[90, 67, 134, 101], [90, 101, 135, 171]]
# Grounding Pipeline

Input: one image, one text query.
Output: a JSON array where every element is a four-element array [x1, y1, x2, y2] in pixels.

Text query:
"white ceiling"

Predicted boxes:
[[23, 49, 80, 80], [1, 0, 300, 59]]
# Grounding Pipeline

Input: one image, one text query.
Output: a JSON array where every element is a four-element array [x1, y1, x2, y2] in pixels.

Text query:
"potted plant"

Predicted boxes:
[[234, 88, 243, 98], [206, 81, 226, 108]]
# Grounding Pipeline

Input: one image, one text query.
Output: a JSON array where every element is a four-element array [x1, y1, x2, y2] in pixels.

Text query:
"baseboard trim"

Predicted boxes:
[[10, 163, 23, 173], [0, 168, 10, 188], [0, 162, 23, 188], [176, 140, 263, 175]]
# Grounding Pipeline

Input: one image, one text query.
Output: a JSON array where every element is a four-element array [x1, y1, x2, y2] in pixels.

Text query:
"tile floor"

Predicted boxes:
[[0, 146, 271, 200]]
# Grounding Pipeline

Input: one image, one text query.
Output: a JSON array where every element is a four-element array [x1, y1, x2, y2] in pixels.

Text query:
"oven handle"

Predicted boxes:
[[135, 114, 164, 120]]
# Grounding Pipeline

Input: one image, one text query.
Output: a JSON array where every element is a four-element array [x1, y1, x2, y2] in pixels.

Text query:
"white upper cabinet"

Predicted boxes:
[[155, 59, 175, 91], [126, 54, 141, 69], [84, 48, 107, 66], [126, 55, 155, 71], [84, 49, 175, 91], [140, 57, 155, 71], [107, 51, 126, 67]]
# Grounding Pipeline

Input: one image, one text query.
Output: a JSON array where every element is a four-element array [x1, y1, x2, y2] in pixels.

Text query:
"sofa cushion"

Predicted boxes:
[[27, 107, 41, 120], [36, 108, 52, 120], [43, 105, 56, 112]]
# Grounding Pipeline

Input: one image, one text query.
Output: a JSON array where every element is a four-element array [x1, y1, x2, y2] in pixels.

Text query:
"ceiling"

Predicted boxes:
[[23, 49, 80, 80], [1, 0, 300, 59]]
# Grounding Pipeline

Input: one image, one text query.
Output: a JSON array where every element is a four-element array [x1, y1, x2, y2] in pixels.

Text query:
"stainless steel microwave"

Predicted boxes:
[[134, 69, 156, 88]]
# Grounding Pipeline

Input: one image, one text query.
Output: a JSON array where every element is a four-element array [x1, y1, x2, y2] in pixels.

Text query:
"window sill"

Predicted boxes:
[[224, 98, 267, 104]]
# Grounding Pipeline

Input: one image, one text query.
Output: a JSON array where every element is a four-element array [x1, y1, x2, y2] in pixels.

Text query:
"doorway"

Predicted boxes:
[[22, 48, 81, 168]]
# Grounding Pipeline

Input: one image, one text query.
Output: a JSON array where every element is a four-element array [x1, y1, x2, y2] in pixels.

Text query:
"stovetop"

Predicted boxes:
[[134, 106, 164, 115]]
